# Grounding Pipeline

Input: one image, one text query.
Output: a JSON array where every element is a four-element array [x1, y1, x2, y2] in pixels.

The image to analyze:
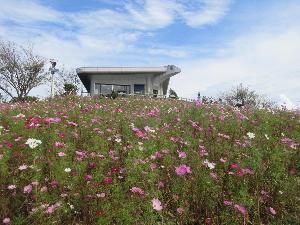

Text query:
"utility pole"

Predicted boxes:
[[197, 92, 201, 101], [49, 59, 59, 98]]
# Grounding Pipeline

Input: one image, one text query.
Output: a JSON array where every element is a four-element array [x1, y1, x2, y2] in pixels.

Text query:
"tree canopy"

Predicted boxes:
[[0, 40, 46, 100]]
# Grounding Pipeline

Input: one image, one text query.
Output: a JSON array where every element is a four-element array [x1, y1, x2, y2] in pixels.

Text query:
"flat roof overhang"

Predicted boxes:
[[77, 66, 180, 93], [77, 66, 168, 74]]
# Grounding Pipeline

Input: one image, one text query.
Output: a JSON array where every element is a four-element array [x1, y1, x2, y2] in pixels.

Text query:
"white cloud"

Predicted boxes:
[[0, 0, 64, 24], [170, 27, 300, 104], [124, 0, 232, 29], [125, 0, 178, 29], [179, 0, 232, 27]]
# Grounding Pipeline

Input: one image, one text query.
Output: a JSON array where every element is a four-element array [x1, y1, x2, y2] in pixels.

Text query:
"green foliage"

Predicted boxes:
[[10, 96, 39, 103], [0, 96, 299, 224], [221, 83, 275, 108], [111, 90, 118, 99], [63, 83, 77, 95]]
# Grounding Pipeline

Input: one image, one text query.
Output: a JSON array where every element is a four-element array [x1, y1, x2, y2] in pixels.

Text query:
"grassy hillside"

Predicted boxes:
[[0, 96, 299, 224]]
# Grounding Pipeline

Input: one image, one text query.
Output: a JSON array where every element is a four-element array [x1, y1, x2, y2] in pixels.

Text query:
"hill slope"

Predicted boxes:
[[0, 96, 299, 224]]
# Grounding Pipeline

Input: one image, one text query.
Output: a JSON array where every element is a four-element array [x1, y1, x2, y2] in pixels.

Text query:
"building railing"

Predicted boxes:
[[80, 91, 194, 102]]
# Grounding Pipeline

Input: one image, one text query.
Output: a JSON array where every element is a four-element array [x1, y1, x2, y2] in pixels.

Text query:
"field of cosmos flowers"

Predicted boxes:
[[0, 96, 299, 225]]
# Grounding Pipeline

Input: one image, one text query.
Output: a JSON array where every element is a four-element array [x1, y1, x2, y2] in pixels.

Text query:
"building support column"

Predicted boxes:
[[146, 76, 152, 96], [90, 77, 95, 96], [131, 84, 134, 95]]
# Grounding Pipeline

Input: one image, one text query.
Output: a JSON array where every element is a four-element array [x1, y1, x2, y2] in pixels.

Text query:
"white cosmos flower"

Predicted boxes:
[[265, 134, 270, 140], [247, 132, 255, 139], [115, 138, 122, 143], [203, 159, 216, 170], [16, 113, 26, 118], [64, 168, 71, 173], [25, 138, 42, 149]]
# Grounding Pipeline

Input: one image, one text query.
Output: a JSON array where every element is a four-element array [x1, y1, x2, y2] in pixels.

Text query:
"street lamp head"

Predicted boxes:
[[49, 59, 57, 68]]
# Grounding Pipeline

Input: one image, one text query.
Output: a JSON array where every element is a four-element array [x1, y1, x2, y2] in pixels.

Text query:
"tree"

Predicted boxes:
[[0, 40, 46, 100], [52, 67, 81, 96], [221, 83, 275, 108]]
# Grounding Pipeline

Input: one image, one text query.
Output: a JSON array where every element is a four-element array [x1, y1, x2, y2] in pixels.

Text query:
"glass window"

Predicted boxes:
[[134, 84, 145, 94], [95, 83, 131, 95], [101, 84, 113, 95], [113, 85, 131, 94]]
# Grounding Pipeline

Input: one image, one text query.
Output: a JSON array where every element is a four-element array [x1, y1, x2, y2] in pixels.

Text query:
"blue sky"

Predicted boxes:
[[0, 0, 300, 108]]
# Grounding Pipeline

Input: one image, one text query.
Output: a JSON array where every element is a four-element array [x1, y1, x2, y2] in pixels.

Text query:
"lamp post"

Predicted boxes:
[[49, 59, 59, 98]]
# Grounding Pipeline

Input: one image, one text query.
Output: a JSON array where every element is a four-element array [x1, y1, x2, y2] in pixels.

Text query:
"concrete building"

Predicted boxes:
[[76, 65, 181, 96]]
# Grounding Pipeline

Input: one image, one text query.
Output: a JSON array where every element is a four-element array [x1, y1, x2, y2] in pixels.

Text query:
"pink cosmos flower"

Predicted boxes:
[[130, 187, 144, 195], [31, 181, 39, 186], [175, 164, 192, 176], [269, 207, 276, 215], [177, 150, 187, 159], [23, 184, 32, 193], [220, 157, 227, 163], [150, 163, 157, 171], [18, 164, 28, 171], [260, 190, 269, 203], [96, 192, 106, 198], [237, 169, 245, 177], [132, 127, 146, 139], [158, 181, 165, 188], [195, 100, 202, 107], [44, 117, 61, 124], [242, 168, 254, 175], [46, 202, 61, 214], [209, 172, 219, 181], [147, 108, 160, 117], [152, 198, 163, 211], [177, 207, 184, 214], [234, 204, 247, 215], [40, 186, 48, 192], [199, 145, 208, 157], [2, 218, 10, 224], [84, 174, 92, 182], [103, 177, 113, 185], [25, 116, 41, 129], [281, 137, 298, 149], [7, 185, 16, 190], [67, 121, 78, 127], [223, 200, 233, 206], [58, 152, 66, 157], [54, 142, 65, 148], [230, 163, 240, 170], [144, 126, 154, 133], [50, 180, 59, 189], [88, 162, 97, 170], [205, 218, 212, 224]]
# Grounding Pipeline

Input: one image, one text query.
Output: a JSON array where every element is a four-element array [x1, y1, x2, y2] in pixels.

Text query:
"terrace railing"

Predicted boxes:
[[80, 91, 194, 102]]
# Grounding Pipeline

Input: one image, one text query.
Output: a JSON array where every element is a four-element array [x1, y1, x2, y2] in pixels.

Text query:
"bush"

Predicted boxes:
[[64, 83, 77, 95], [10, 96, 39, 103]]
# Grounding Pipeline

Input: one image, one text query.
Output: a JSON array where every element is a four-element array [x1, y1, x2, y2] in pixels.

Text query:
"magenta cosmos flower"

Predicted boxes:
[[152, 198, 163, 211], [175, 164, 192, 176]]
